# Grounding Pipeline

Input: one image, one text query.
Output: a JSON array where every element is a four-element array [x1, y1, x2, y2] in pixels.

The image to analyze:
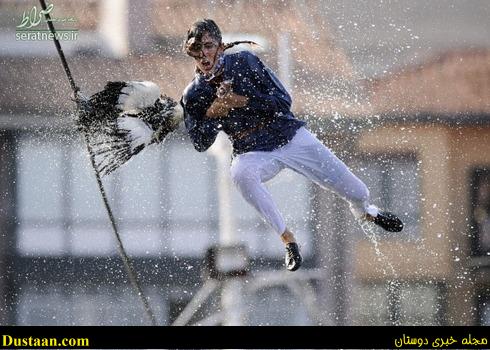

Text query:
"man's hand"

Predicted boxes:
[[205, 81, 249, 119]]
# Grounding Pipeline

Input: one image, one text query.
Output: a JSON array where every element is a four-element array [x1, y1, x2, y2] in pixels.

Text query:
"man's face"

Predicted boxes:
[[190, 33, 222, 74]]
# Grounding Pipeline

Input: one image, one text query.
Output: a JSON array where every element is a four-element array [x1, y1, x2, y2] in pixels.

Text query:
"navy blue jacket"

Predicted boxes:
[[182, 50, 305, 155]]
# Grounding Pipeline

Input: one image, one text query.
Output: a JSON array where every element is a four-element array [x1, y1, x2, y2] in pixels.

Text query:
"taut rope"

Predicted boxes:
[[39, 0, 157, 326]]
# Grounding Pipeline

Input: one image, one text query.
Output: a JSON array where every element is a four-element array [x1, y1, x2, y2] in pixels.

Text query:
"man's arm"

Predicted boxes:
[[205, 92, 249, 118], [182, 97, 221, 152], [206, 52, 293, 119]]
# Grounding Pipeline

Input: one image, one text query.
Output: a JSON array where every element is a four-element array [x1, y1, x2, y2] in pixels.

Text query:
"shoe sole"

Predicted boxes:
[[374, 212, 404, 232]]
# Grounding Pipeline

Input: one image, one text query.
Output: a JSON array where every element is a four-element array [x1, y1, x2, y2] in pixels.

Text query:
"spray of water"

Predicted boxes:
[[359, 220, 401, 325]]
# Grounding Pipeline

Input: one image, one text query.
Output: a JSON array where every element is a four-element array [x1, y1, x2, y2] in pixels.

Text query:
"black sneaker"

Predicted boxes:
[[285, 242, 302, 271], [372, 211, 404, 232]]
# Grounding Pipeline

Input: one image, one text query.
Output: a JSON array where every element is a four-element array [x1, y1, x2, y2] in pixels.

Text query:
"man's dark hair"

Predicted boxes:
[[187, 19, 222, 44], [183, 19, 257, 57], [183, 19, 222, 56]]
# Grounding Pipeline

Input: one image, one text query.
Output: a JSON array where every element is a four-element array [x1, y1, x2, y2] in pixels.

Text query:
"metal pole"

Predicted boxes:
[[210, 133, 236, 245], [171, 279, 220, 326], [208, 133, 245, 327], [278, 32, 292, 95]]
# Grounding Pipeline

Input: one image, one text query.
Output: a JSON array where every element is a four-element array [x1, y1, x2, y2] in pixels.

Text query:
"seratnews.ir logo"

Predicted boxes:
[[15, 3, 78, 41]]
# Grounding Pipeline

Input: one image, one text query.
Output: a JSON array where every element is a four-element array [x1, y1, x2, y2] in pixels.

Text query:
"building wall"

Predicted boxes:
[[447, 126, 490, 325], [330, 122, 490, 325], [356, 124, 452, 280]]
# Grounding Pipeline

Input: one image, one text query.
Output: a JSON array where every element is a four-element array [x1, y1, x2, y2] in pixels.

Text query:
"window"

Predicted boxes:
[[479, 292, 490, 326], [15, 132, 219, 257], [470, 168, 490, 256], [17, 135, 172, 256], [351, 282, 442, 325], [15, 131, 313, 258], [350, 154, 421, 238], [17, 136, 67, 256]]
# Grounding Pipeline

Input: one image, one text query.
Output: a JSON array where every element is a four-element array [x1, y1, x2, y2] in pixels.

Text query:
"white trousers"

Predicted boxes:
[[230, 127, 379, 235]]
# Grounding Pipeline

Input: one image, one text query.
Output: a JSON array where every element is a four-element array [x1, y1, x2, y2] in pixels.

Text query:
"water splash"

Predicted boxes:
[[359, 220, 401, 325]]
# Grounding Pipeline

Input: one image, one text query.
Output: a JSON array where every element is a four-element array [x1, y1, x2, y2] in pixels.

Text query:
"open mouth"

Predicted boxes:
[[201, 60, 212, 71]]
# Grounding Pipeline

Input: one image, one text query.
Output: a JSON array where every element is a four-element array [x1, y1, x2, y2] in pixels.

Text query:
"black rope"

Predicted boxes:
[[39, 1, 78, 95], [39, 0, 158, 326]]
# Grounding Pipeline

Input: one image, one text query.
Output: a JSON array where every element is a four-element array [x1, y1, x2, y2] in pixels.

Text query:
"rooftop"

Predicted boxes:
[[0, 0, 489, 125]]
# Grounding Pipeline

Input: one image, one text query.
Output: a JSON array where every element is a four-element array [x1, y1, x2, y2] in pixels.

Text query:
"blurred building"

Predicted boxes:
[[0, 0, 489, 325]]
